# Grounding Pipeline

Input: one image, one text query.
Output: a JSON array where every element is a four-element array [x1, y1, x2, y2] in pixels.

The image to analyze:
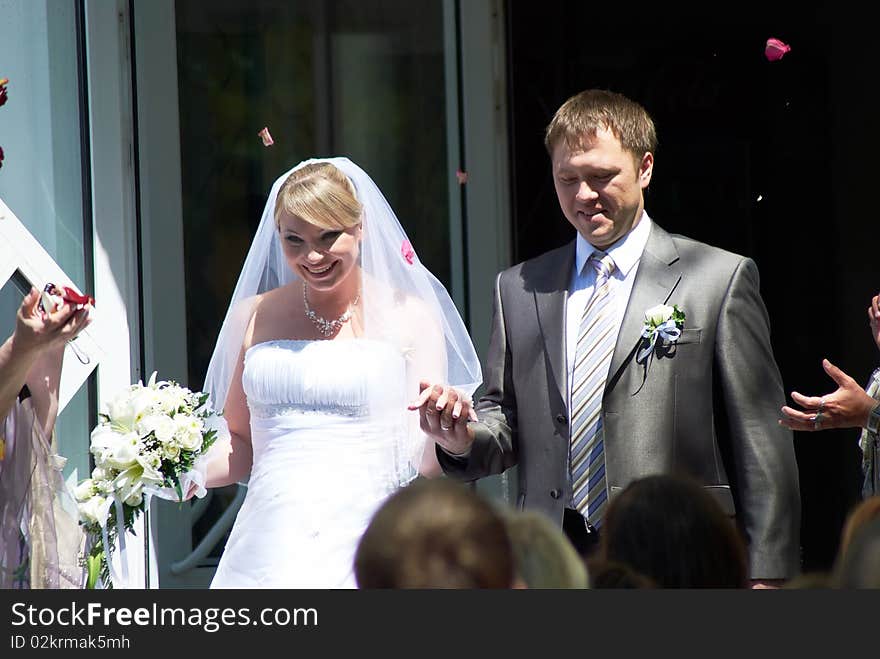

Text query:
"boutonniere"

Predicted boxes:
[[637, 304, 685, 364]]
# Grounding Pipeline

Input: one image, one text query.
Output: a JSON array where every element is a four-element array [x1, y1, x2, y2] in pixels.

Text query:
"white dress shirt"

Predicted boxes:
[[565, 213, 653, 407]]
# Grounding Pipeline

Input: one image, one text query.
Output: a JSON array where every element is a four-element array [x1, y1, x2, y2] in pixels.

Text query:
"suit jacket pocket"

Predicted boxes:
[[676, 328, 702, 345], [704, 485, 735, 517]]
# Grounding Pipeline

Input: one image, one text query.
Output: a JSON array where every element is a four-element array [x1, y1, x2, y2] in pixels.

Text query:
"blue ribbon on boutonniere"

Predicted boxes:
[[633, 304, 685, 393]]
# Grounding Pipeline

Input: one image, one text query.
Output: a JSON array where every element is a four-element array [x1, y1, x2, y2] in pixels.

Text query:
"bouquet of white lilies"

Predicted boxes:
[[74, 373, 225, 588]]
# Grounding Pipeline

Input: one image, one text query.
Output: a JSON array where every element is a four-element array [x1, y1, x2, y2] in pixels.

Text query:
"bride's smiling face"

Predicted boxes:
[[278, 211, 362, 292]]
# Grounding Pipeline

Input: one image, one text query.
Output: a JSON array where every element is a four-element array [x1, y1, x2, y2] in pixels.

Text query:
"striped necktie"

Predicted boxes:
[[570, 251, 616, 528]]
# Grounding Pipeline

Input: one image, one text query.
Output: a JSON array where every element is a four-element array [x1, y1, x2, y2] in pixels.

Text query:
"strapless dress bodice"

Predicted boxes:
[[211, 338, 417, 589]]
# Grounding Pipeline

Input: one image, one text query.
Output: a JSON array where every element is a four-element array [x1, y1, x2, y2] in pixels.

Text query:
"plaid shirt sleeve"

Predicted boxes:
[[859, 368, 880, 498]]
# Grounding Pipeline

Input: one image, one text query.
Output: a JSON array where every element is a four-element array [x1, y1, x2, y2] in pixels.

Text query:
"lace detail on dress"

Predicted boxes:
[[248, 400, 369, 419]]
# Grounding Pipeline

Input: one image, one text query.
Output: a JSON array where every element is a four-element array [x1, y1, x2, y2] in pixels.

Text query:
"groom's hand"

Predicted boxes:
[[409, 381, 477, 457]]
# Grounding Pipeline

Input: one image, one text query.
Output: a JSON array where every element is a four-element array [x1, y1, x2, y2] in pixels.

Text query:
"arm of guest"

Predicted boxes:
[[869, 292, 879, 352], [780, 360, 878, 432], [0, 288, 90, 435], [715, 258, 801, 582]]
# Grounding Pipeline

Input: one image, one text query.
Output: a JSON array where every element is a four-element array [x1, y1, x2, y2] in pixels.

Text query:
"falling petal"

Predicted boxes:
[[401, 240, 415, 265], [456, 169, 468, 184], [0, 145, 4, 170], [765, 38, 791, 62], [756, 195, 763, 202], [257, 126, 274, 147], [0, 78, 8, 108]]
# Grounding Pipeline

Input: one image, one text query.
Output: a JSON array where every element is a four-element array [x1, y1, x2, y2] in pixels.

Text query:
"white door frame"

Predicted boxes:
[[83, 0, 148, 588], [0, 200, 103, 411]]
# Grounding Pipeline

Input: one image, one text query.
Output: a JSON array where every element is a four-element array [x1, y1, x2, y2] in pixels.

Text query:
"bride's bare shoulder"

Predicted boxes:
[[245, 283, 306, 346]]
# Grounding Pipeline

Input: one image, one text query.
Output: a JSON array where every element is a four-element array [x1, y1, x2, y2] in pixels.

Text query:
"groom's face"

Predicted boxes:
[[551, 126, 653, 249]]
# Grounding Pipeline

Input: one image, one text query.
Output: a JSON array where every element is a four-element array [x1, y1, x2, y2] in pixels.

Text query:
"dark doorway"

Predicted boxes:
[[507, 0, 876, 573]]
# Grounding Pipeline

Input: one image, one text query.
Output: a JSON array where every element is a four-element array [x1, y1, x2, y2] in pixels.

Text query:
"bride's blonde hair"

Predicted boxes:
[[274, 162, 363, 230]]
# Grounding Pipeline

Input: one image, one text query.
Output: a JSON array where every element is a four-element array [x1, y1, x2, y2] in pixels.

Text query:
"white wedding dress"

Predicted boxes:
[[210, 338, 416, 588]]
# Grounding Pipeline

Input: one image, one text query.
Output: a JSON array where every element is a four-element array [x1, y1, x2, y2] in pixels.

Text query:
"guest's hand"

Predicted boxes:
[[750, 579, 784, 589], [408, 381, 477, 456], [14, 287, 91, 354], [779, 358, 877, 431], [869, 293, 880, 352]]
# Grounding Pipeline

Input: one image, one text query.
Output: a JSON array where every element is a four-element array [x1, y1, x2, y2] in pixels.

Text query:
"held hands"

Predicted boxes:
[[14, 286, 91, 354], [408, 381, 478, 456], [779, 359, 877, 431]]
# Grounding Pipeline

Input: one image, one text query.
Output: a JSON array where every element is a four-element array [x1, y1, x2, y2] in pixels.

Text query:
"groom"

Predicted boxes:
[[418, 89, 801, 586]]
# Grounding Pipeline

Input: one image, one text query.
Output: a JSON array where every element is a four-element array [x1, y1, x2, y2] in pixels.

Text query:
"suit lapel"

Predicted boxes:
[[534, 241, 575, 407], [607, 224, 681, 389]]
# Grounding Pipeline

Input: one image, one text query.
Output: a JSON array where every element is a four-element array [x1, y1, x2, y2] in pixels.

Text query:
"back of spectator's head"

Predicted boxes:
[[833, 516, 880, 588], [354, 478, 514, 588], [838, 496, 880, 560], [587, 559, 655, 588], [503, 510, 588, 589], [600, 473, 749, 588], [782, 571, 832, 589]]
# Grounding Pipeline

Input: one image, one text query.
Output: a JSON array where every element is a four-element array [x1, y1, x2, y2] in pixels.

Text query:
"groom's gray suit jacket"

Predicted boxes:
[[439, 222, 801, 579]]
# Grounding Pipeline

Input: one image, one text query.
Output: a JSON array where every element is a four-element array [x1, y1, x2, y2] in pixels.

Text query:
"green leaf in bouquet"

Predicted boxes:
[[86, 551, 103, 589], [202, 428, 218, 452]]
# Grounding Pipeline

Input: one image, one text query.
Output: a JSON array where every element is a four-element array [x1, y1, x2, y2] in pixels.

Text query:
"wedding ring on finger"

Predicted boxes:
[[812, 412, 824, 430], [818, 398, 826, 413]]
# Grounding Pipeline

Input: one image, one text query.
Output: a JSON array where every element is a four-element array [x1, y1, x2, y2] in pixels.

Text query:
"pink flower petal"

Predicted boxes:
[[401, 240, 415, 265], [257, 126, 274, 147], [455, 169, 468, 185], [765, 38, 791, 62]]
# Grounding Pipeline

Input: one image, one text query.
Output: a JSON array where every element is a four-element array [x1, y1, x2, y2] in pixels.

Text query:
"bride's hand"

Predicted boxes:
[[409, 381, 477, 456]]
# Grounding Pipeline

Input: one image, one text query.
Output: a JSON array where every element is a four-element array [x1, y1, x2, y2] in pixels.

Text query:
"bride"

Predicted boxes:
[[200, 157, 481, 588]]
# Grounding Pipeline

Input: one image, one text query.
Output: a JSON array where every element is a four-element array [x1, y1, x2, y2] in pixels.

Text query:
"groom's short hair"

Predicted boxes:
[[545, 88, 657, 162], [354, 478, 514, 588]]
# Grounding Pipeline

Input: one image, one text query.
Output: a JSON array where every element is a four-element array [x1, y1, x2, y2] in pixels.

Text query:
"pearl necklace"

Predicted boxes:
[[302, 283, 360, 337]]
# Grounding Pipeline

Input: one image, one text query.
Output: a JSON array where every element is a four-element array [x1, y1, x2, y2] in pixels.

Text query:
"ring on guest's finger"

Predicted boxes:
[[440, 423, 452, 431], [812, 412, 824, 430], [818, 398, 826, 412]]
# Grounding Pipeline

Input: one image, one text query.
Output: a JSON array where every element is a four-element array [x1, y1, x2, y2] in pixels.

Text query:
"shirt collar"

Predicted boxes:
[[575, 211, 653, 278]]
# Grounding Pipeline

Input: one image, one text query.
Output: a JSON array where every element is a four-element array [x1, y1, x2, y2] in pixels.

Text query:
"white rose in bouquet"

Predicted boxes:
[[161, 442, 181, 461], [174, 415, 204, 452], [137, 414, 176, 444]]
